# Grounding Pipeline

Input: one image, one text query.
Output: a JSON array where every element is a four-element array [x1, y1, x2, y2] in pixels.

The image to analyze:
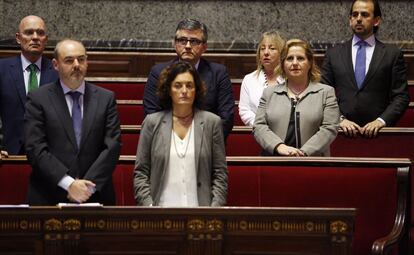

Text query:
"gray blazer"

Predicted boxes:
[[133, 109, 228, 206], [253, 81, 339, 156]]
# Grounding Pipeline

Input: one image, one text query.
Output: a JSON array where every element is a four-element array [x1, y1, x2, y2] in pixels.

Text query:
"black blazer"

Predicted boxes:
[[321, 39, 409, 126], [143, 58, 235, 139], [0, 56, 58, 154], [24, 81, 121, 205]]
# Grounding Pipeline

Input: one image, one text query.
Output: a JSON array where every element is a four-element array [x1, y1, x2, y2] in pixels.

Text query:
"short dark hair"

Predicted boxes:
[[350, 0, 382, 33], [175, 18, 208, 42], [157, 62, 206, 109]]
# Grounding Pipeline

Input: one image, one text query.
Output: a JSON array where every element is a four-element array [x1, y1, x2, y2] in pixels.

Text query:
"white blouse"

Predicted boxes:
[[158, 121, 198, 207], [239, 70, 284, 127]]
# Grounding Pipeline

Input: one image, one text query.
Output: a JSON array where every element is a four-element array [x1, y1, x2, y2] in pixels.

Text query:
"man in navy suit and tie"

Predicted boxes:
[[0, 15, 58, 155], [0, 117, 7, 159], [24, 39, 121, 205], [321, 0, 409, 138], [143, 18, 234, 139]]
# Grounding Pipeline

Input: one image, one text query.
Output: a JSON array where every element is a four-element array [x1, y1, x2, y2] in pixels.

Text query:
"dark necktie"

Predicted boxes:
[[355, 40, 368, 89], [68, 91, 82, 148], [28, 64, 38, 92]]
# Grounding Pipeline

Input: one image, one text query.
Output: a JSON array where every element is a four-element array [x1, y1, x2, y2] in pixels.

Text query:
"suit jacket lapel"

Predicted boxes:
[[193, 109, 204, 174], [196, 59, 211, 87], [9, 57, 27, 106], [48, 81, 78, 150], [80, 83, 98, 149], [160, 111, 172, 177], [342, 40, 358, 88], [39, 57, 54, 85], [363, 40, 385, 87]]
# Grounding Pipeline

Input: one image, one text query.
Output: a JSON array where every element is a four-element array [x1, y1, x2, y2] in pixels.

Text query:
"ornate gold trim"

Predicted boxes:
[[229, 219, 326, 233], [63, 219, 81, 231], [187, 219, 205, 231], [206, 219, 223, 232], [330, 220, 348, 234], [44, 218, 62, 231]]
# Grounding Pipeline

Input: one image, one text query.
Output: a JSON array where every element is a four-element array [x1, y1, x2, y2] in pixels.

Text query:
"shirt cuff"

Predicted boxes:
[[58, 175, 75, 191], [376, 117, 386, 126]]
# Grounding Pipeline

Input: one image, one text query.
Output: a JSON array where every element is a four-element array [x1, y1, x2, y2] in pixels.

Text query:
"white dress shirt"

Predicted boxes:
[[57, 81, 87, 192], [351, 34, 385, 125], [351, 34, 376, 74]]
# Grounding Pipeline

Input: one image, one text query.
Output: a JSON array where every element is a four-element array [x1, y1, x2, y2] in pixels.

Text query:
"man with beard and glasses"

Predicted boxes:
[[321, 0, 409, 138], [143, 18, 234, 140], [0, 15, 58, 155], [24, 39, 121, 205]]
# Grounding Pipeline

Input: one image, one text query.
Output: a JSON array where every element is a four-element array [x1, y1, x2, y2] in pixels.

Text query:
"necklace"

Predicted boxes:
[[173, 111, 193, 119], [263, 71, 276, 87], [172, 122, 193, 159], [289, 86, 306, 98]]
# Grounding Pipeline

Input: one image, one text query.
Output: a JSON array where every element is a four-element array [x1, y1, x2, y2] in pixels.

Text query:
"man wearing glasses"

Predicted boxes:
[[143, 18, 234, 140]]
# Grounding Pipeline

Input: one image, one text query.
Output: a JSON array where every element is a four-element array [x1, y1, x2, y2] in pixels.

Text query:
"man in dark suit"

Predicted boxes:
[[0, 15, 58, 154], [143, 18, 234, 139], [24, 39, 121, 205], [0, 117, 7, 159], [321, 0, 409, 138]]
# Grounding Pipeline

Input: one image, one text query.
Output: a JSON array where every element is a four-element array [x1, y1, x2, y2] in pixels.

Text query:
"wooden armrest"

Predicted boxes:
[[372, 166, 410, 255]]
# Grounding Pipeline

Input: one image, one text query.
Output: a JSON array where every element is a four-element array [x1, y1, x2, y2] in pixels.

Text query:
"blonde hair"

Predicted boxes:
[[255, 31, 285, 74], [275, 39, 321, 82]]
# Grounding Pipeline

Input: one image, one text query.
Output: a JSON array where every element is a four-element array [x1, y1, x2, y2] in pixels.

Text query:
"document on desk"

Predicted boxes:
[[0, 204, 29, 208], [57, 203, 103, 208]]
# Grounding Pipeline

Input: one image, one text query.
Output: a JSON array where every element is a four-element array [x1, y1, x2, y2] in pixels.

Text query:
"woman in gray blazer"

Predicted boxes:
[[134, 62, 228, 206], [254, 39, 340, 156]]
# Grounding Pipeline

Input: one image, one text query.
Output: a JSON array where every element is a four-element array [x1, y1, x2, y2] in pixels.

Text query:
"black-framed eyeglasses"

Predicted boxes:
[[175, 37, 204, 46]]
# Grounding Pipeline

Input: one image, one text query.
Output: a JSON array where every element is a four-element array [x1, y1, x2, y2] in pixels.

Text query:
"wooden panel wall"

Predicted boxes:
[[1, 50, 413, 80]]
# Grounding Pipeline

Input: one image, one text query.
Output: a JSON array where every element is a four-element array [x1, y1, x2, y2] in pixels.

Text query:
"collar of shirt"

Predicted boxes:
[[352, 34, 376, 47], [60, 80, 86, 95], [21, 54, 42, 72], [179, 59, 200, 70], [194, 59, 200, 70]]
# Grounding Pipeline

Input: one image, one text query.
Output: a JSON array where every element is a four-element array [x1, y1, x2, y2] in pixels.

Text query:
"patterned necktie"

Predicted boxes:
[[68, 91, 82, 148], [355, 40, 368, 89], [28, 64, 38, 92]]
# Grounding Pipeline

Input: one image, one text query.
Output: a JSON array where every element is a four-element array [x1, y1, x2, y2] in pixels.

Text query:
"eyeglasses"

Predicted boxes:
[[175, 37, 204, 46]]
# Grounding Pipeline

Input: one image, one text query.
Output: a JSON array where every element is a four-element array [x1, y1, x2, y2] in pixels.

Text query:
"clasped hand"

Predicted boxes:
[[0, 150, 8, 160], [67, 179, 96, 203]]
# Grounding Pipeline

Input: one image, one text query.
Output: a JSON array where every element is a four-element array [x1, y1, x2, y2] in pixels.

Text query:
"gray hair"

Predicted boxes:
[[175, 18, 208, 42]]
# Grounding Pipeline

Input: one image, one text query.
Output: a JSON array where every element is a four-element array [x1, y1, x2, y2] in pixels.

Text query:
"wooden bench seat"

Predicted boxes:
[[115, 100, 414, 127], [88, 77, 414, 102], [88, 78, 243, 101], [119, 125, 414, 158], [116, 100, 244, 126], [0, 156, 410, 255]]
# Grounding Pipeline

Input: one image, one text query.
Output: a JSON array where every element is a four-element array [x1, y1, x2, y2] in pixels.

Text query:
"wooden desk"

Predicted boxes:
[[0, 207, 355, 255], [0, 156, 409, 255]]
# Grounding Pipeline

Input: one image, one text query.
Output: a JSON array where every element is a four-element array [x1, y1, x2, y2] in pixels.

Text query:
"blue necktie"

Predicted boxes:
[[355, 40, 368, 89], [68, 91, 82, 148]]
